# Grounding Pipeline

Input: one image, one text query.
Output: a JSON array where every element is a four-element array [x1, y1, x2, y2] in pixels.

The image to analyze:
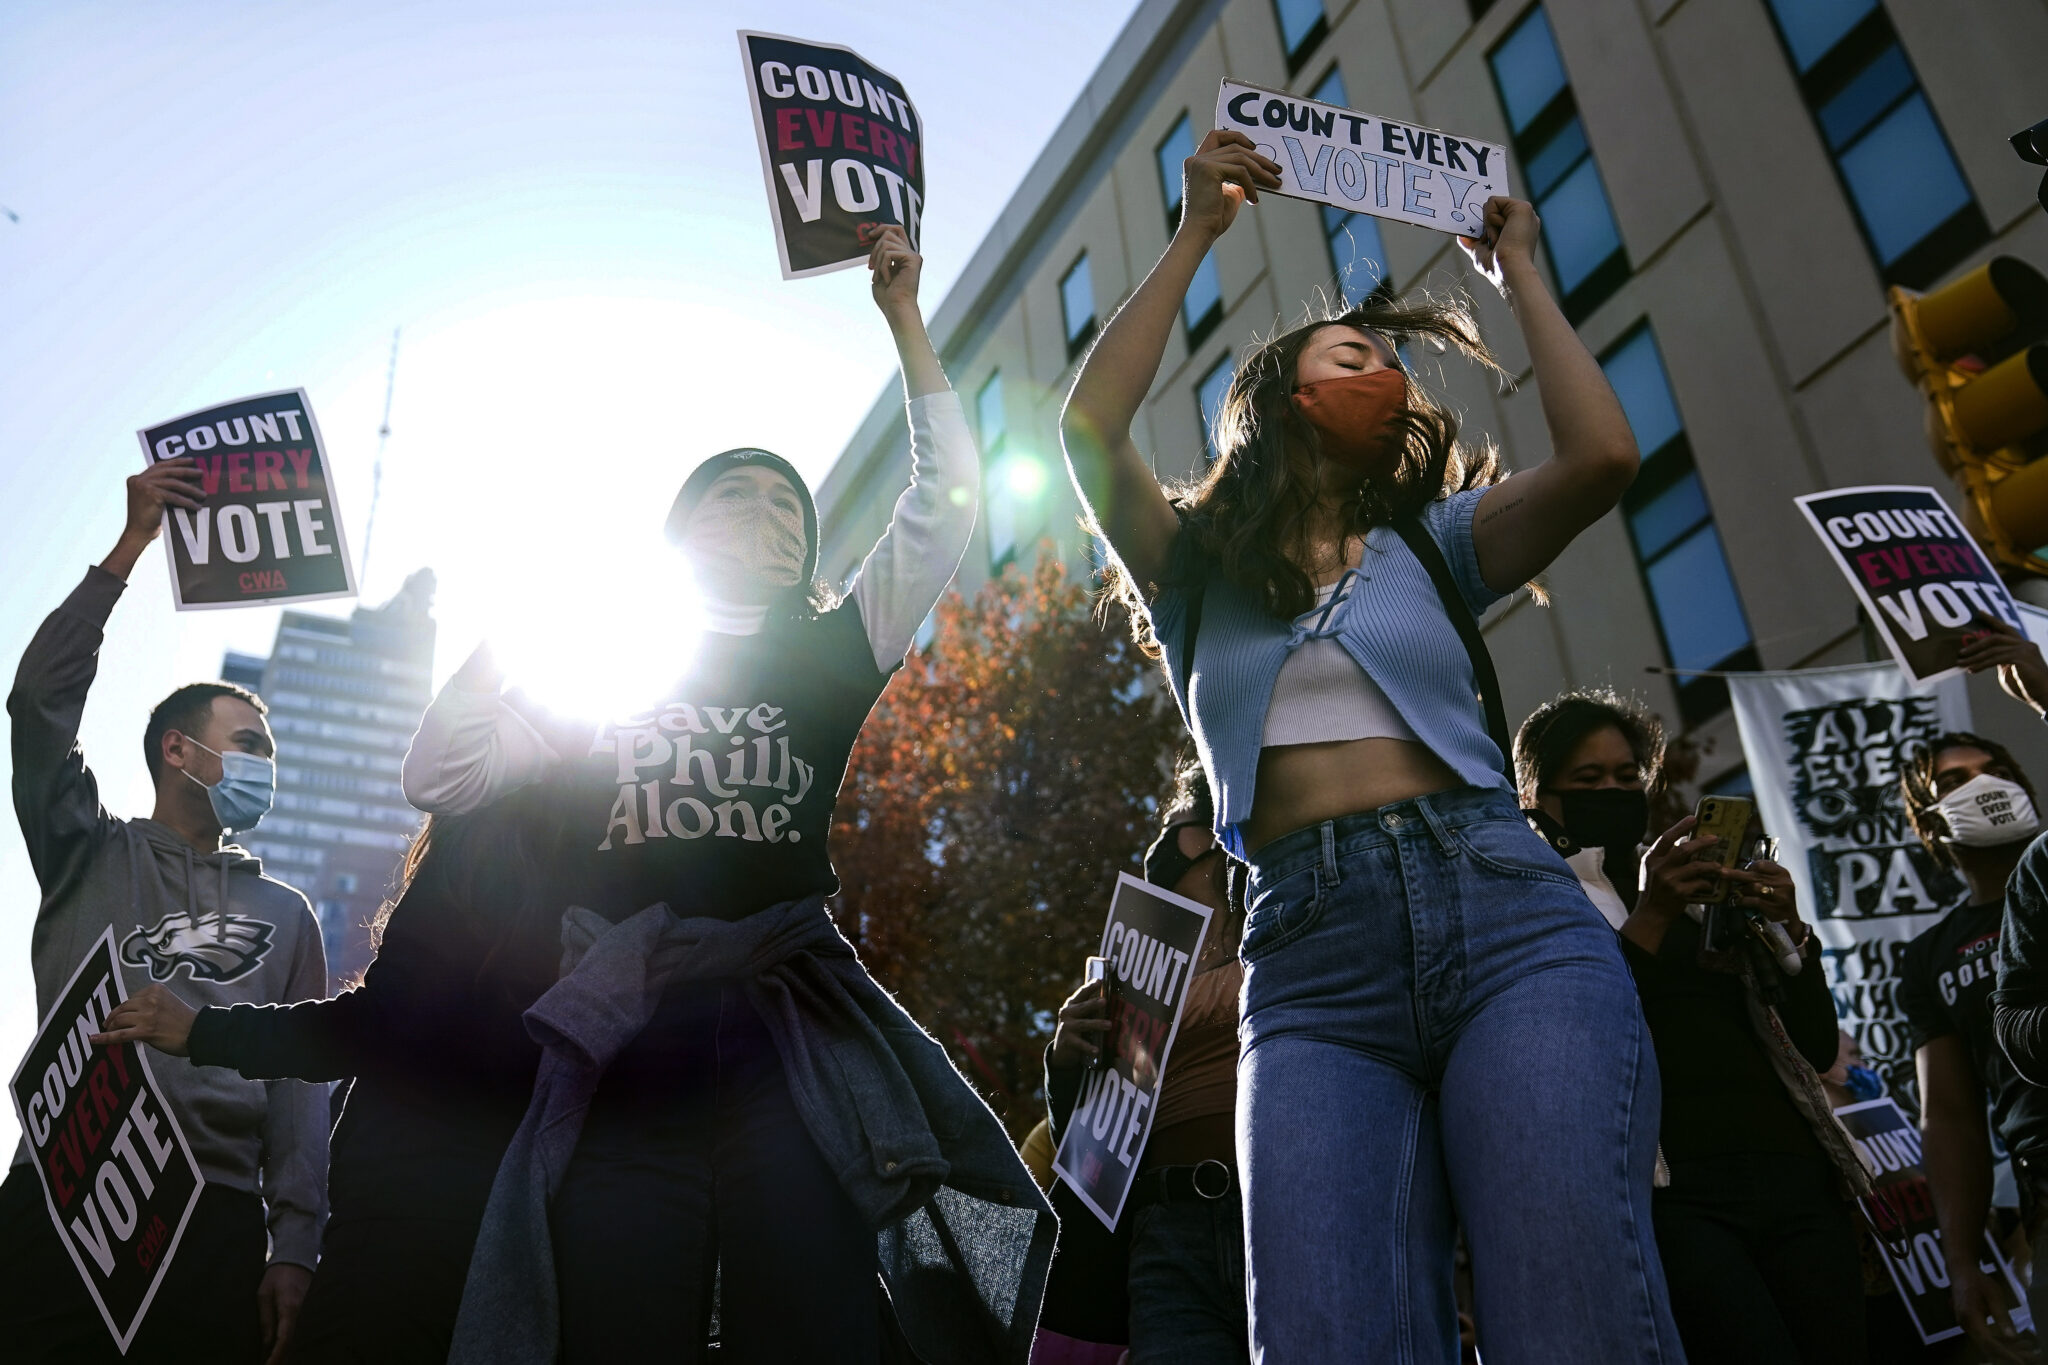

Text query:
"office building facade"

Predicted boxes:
[[814, 0, 2048, 787]]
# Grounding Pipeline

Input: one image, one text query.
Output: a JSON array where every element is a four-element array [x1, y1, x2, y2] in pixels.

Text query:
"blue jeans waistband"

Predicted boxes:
[[1248, 786, 1527, 885]]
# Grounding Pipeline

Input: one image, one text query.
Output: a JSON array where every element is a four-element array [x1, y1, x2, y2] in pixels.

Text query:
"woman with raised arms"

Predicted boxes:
[[1060, 130, 1681, 1362], [110, 226, 1051, 1365]]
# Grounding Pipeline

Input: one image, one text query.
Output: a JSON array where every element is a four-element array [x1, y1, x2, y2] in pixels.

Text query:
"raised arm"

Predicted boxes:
[[400, 643, 562, 816], [848, 226, 980, 669], [11, 460, 206, 898], [1459, 198, 1640, 594], [1060, 130, 1281, 590]]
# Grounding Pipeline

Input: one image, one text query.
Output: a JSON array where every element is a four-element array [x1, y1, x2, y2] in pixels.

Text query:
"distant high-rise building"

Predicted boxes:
[[224, 569, 437, 981]]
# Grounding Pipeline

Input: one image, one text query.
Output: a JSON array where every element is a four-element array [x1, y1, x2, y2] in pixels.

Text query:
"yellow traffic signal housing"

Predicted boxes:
[[1891, 256, 2048, 571]]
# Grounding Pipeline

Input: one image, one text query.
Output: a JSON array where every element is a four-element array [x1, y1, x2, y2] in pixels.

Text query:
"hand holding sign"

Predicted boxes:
[[91, 984, 198, 1058], [866, 223, 923, 317], [1048, 977, 1112, 1067], [1955, 615, 2048, 717], [1456, 196, 1542, 292], [103, 459, 208, 580], [1177, 130, 1283, 241]]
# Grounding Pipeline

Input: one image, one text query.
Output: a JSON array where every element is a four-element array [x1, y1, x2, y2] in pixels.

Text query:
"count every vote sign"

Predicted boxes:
[[138, 389, 358, 611], [1796, 485, 2022, 687], [11, 929, 204, 1353], [1216, 79, 1507, 235]]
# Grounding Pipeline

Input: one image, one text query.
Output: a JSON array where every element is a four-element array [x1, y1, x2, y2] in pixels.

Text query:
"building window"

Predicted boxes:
[[1196, 354, 1237, 464], [1273, 0, 1327, 74], [1761, 0, 1986, 288], [978, 370, 1016, 570], [1311, 68, 1389, 307], [1487, 7, 1628, 322], [1157, 115, 1225, 347], [1602, 324, 1755, 723], [1060, 253, 1096, 361], [976, 371, 1007, 455], [334, 872, 359, 893]]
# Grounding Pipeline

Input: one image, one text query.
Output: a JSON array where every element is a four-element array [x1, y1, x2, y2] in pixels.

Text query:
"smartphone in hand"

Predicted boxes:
[[1692, 795, 1754, 906]]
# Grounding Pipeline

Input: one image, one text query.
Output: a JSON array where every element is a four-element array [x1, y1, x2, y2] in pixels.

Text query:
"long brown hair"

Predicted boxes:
[[367, 783, 569, 990], [1102, 291, 1509, 638]]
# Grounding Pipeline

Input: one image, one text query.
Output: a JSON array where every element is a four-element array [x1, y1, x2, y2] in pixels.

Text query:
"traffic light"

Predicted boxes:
[[1890, 255, 2048, 571]]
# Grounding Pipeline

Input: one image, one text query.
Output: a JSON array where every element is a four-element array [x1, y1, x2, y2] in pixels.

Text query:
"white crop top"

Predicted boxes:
[[1261, 571, 1420, 748]]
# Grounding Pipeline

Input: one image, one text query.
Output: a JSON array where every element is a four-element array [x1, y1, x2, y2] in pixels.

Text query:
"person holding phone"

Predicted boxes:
[[1063, 125, 1677, 1359], [1516, 690, 1868, 1364]]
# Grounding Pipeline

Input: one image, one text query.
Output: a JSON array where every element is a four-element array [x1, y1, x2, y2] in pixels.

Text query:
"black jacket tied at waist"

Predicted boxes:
[[449, 893, 1054, 1365]]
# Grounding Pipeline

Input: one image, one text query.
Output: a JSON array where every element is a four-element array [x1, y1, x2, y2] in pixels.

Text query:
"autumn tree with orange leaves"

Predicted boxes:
[[830, 549, 1186, 1136]]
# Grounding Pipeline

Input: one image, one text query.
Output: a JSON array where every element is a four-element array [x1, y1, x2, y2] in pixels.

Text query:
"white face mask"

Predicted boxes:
[[1932, 774, 2040, 849]]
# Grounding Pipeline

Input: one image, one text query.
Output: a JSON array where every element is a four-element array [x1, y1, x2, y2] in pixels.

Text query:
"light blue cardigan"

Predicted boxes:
[[1150, 487, 1512, 858]]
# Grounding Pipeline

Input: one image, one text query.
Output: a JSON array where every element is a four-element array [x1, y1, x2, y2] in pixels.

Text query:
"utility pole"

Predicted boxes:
[[360, 328, 400, 587]]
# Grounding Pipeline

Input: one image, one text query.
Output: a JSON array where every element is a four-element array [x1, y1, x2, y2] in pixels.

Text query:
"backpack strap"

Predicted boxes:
[[1393, 518, 1512, 779], [1176, 577, 1205, 706]]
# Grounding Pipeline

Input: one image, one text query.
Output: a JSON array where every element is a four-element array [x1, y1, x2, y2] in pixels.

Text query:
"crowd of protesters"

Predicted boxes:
[[9, 129, 2048, 1365]]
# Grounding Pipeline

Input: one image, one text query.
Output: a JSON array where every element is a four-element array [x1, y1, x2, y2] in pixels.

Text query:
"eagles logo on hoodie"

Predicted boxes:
[[120, 910, 277, 984]]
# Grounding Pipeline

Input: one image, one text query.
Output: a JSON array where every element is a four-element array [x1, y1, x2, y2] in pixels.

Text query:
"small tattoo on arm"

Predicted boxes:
[[1478, 497, 1524, 526]]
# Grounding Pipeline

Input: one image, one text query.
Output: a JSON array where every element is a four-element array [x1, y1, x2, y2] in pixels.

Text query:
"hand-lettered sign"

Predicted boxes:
[[1795, 485, 2021, 686], [1215, 79, 1507, 236], [739, 31, 924, 280], [137, 389, 357, 610], [10, 930, 205, 1353]]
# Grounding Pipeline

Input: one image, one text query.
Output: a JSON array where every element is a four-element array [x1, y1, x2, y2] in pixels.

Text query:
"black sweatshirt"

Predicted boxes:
[[187, 856, 558, 1225], [1620, 915, 1840, 1162], [1992, 836, 2048, 1157]]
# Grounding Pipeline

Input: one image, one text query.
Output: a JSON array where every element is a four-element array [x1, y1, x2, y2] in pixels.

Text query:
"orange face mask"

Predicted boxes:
[[1291, 369, 1408, 475]]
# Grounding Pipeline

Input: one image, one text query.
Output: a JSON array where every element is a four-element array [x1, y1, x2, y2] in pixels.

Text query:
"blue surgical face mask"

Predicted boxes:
[[1845, 1064, 1886, 1102], [181, 739, 275, 832]]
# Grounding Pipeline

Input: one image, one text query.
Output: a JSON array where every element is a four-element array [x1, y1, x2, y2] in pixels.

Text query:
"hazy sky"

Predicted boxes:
[[0, 0, 1140, 1154]]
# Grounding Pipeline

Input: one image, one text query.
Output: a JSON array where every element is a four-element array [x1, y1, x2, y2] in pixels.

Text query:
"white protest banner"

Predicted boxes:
[[1795, 485, 2022, 686], [738, 31, 923, 280], [137, 390, 356, 611], [1215, 78, 1506, 236], [1052, 873, 1213, 1230], [10, 930, 204, 1353], [1730, 664, 1971, 1099], [1836, 1098, 2031, 1343]]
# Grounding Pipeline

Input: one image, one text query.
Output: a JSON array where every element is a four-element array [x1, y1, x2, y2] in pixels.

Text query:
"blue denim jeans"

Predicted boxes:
[[1236, 788, 1683, 1365], [1127, 1194, 1250, 1364]]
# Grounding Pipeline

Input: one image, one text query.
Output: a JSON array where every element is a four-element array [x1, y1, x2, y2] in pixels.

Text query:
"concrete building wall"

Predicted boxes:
[[816, 0, 2048, 792]]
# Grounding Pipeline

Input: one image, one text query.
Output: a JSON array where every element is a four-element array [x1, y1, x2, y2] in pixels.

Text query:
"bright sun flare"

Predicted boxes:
[[481, 538, 709, 725]]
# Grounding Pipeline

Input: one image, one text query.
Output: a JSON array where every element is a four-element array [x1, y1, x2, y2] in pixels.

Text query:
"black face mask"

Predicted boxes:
[[1550, 787, 1650, 852]]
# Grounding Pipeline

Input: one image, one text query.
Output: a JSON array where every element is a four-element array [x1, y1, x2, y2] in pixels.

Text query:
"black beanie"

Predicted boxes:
[[664, 448, 820, 587]]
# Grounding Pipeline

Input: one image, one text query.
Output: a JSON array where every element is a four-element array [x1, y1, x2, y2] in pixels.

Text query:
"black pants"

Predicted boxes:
[[282, 1215, 479, 1364], [551, 980, 880, 1364], [0, 1164, 267, 1364], [1653, 1151, 1868, 1365]]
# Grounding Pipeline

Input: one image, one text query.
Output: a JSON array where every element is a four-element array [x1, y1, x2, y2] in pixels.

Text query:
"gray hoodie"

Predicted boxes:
[[8, 566, 330, 1269]]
